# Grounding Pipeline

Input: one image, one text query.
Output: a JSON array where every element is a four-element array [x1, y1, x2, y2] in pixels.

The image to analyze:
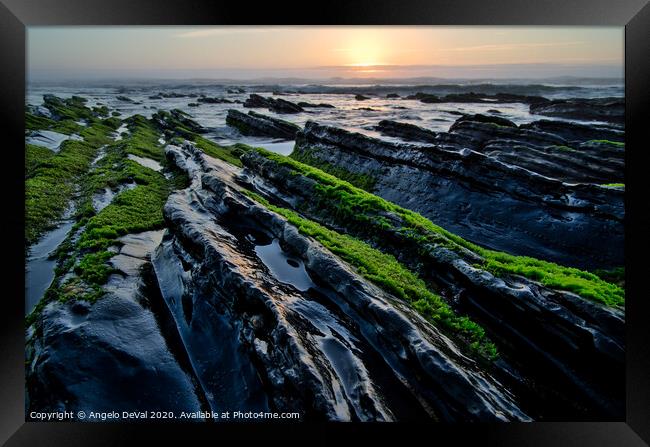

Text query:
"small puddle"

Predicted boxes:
[[127, 154, 163, 172], [253, 237, 315, 292], [256, 140, 295, 156], [92, 182, 137, 213], [25, 219, 75, 315], [113, 124, 129, 141], [26, 130, 82, 152], [90, 147, 107, 167]]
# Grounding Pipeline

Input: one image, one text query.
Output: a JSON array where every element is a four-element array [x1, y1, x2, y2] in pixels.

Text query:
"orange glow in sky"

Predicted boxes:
[[28, 26, 624, 80]]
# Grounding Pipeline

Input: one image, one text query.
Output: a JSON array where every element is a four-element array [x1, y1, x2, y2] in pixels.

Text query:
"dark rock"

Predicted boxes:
[[406, 92, 549, 105], [156, 143, 530, 421], [151, 109, 207, 136], [116, 95, 133, 102], [26, 229, 204, 416], [521, 119, 624, 143], [71, 300, 91, 315], [292, 121, 623, 270], [241, 149, 625, 419], [454, 113, 517, 128], [529, 98, 624, 125], [492, 92, 549, 104], [243, 94, 304, 114], [375, 120, 438, 143], [386, 93, 400, 98], [483, 141, 623, 184], [26, 295, 203, 416], [442, 92, 492, 103], [148, 95, 163, 100], [297, 102, 336, 108], [449, 118, 566, 149], [406, 92, 442, 103], [188, 103, 199, 107], [355, 94, 370, 101], [157, 92, 188, 99], [197, 97, 233, 104], [226, 109, 300, 139], [27, 104, 54, 119]]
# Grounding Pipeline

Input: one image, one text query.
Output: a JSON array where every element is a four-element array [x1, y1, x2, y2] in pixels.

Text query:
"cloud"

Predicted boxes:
[[175, 27, 290, 38], [330, 47, 422, 53], [439, 41, 585, 52]]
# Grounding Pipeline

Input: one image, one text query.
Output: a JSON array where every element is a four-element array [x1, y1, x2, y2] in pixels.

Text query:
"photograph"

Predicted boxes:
[[23, 25, 627, 423]]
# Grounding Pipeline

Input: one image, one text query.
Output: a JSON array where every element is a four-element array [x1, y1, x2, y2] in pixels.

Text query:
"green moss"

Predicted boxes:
[[75, 119, 170, 257], [25, 112, 83, 135], [554, 145, 577, 153], [225, 117, 251, 135], [152, 109, 252, 168], [25, 144, 55, 177], [78, 181, 168, 249], [25, 98, 128, 244], [592, 266, 625, 288], [25, 136, 107, 245], [481, 256, 624, 307], [121, 115, 166, 161], [600, 183, 624, 188], [25, 112, 57, 132], [243, 189, 497, 360], [192, 135, 250, 167], [26, 109, 188, 326], [42, 95, 95, 122], [29, 148, 170, 322], [92, 105, 110, 118], [252, 148, 624, 308], [26, 95, 119, 138], [588, 139, 625, 147], [75, 251, 116, 284], [152, 109, 204, 139], [291, 149, 377, 191]]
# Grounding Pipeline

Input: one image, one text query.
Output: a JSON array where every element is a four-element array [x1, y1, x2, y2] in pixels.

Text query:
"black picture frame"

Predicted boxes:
[[2, 0, 649, 444]]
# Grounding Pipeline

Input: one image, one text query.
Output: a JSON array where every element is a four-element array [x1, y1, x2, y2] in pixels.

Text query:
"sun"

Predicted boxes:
[[343, 39, 386, 67]]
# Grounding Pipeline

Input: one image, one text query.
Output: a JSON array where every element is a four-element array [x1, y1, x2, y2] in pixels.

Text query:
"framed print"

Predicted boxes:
[[1, 0, 649, 444]]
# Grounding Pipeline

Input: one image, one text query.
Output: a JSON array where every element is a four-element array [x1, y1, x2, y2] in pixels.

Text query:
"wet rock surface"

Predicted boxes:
[[375, 120, 438, 143], [243, 94, 304, 114], [292, 120, 624, 270], [520, 119, 624, 143], [26, 207, 206, 417], [196, 96, 233, 104], [296, 101, 335, 108], [226, 109, 301, 139], [26, 279, 203, 416], [26, 130, 83, 152], [240, 149, 625, 419], [529, 97, 625, 125], [150, 142, 530, 421], [405, 92, 549, 105], [25, 89, 625, 423]]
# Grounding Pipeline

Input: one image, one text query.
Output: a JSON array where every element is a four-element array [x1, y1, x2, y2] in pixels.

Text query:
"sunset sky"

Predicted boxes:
[[28, 26, 624, 81]]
